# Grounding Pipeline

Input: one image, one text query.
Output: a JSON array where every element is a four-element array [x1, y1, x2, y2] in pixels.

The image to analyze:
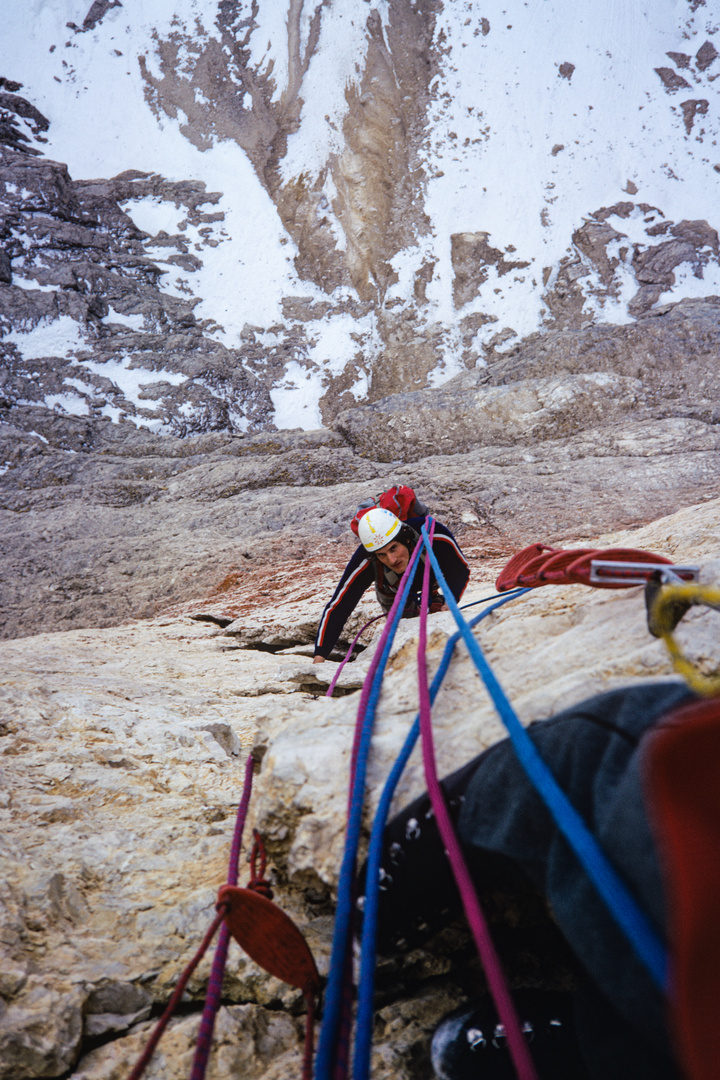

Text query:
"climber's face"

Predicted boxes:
[[376, 540, 409, 574]]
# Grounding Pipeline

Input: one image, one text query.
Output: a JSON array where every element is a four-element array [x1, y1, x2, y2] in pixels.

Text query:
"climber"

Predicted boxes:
[[312, 507, 469, 663]]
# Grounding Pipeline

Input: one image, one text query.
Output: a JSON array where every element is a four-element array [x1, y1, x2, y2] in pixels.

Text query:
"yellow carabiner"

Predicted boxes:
[[651, 584, 720, 697]]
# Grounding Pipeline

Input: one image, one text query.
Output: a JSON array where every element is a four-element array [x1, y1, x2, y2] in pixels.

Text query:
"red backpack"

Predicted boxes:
[[350, 485, 428, 536]]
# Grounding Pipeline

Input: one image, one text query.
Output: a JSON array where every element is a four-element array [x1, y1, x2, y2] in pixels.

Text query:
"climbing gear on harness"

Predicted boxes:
[[495, 542, 701, 593], [647, 583, 720, 697], [534, 548, 596, 584], [350, 484, 428, 536], [644, 568, 700, 639], [495, 543, 556, 591], [590, 560, 698, 588], [422, 521, 669, 991], [219, 833, 321, 1080], [569, 549, 675, 588]]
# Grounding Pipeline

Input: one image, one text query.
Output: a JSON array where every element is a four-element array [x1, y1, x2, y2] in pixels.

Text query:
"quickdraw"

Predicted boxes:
[[650, 583, 720, 697]]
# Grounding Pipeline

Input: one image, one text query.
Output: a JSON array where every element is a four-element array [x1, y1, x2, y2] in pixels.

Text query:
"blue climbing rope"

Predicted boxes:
[[353, 587, 529, 1080], [314, 539, 426, 1080], [419, 522, 669, 990], [460, 587, 525, 610]]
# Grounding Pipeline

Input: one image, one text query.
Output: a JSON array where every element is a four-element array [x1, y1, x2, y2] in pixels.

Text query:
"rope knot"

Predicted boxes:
[[248, 879, 274, 900], [247, 830, 274, 900]]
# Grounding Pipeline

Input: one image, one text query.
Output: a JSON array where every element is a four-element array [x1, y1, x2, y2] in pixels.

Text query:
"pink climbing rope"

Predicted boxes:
[[126, 754, 255, 1080], [347, 539, 425, 800], [190, 753, 255, 1080], [325, 615, 384, 697], [416, 523, 539, 1080], [126, 908, 227, 1080]]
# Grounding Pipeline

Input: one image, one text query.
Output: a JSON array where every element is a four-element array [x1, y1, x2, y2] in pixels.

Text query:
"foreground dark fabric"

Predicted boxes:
[[362, 681, 697, 1079]]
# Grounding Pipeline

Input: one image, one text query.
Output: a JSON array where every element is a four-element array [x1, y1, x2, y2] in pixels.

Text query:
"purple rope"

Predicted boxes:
[[189, 753, 255, 1080], [314, 541, 426, 1079], [416, 523, 538, 1080], [325, 616, 384, 697], [126, 910, 226, 1080], [227, 755, 255, 889], [348, 539, 425, 805]]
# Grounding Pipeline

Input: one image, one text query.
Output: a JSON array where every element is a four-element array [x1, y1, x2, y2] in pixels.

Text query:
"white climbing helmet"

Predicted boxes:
[[357, 507, 402, 552]]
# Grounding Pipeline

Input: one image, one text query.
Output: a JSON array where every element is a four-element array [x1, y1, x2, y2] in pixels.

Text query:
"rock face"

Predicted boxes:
[[0, 147, 275, 434], [4, 132, 720, 433], [4, 403, 720, 642], [1, 11, 719, 653], [1, 499, 719, 1079], [335, 296, 720, 460]]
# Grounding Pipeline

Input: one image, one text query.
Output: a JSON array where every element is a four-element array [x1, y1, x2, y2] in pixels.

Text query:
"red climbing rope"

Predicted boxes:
[[127, 754, 255, 1080], [247, 830, 273, 897], [189, 754, 255, 1080], [495, 543, 556, 591], [496, 543, 675, 592], [416, 521, 539, 1080]]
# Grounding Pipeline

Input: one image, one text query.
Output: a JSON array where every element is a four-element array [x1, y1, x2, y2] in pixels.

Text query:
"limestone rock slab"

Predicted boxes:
[[336, 373, 644, 461], [0, 499, 718, 1078]]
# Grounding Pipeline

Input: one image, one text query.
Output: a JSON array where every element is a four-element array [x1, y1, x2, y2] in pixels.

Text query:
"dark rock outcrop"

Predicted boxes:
[[335, 297, 720, 459]]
